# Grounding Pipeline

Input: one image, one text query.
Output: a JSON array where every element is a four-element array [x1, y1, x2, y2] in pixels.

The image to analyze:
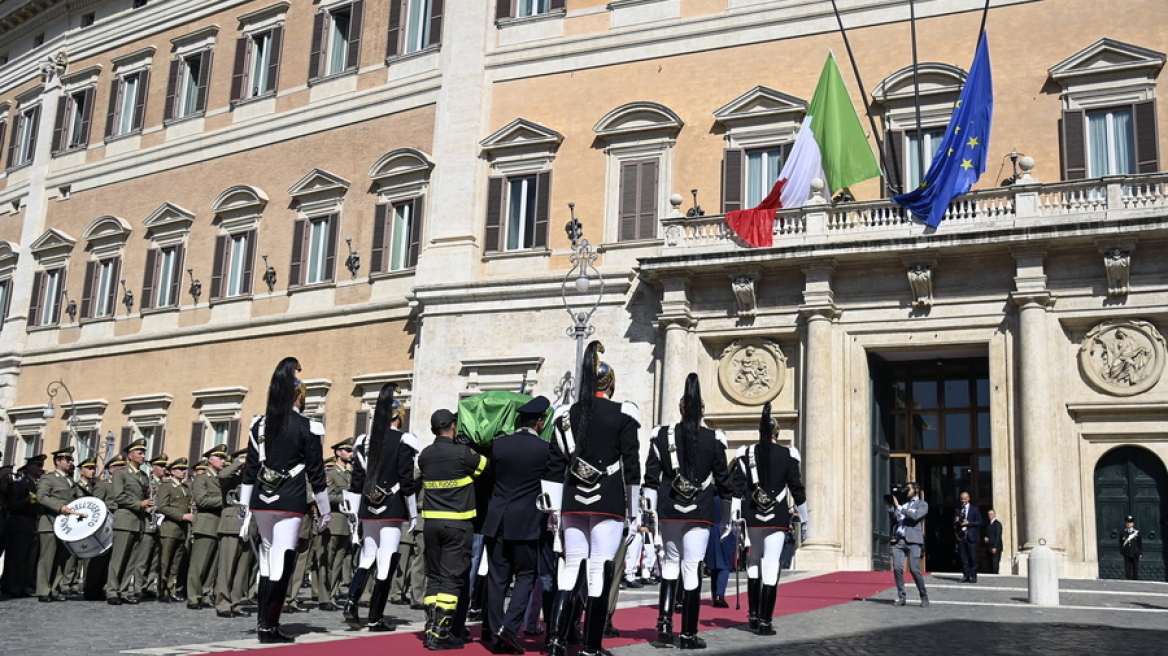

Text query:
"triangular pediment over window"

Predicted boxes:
[[872, 63, 966, 103], [593, 101, 683, 141], [1049, 38, 1166, 83], [211, 185, 269, 215], [288, 168, 350, 200], [29, 228, 77, 255], [143, 202, 196, 230], [480, 119, 564, 155], [82, 215, 132, 242], [713, 86, 807, 126]]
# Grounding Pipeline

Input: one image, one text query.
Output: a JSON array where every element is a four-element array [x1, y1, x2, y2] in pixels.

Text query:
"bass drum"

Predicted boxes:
[[54, 496, 114, 559]]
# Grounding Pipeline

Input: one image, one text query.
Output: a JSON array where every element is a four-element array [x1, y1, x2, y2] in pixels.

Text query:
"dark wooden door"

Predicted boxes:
[[1095, 446, 1167, 581]]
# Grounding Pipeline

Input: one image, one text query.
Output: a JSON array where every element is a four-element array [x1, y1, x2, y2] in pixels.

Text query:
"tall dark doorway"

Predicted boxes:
[[871, 355, 992, 573], [1094, 446, 1168, 581]]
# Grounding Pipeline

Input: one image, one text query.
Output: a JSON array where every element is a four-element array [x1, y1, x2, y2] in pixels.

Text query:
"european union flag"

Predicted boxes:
[[893, 33, 994, 228]]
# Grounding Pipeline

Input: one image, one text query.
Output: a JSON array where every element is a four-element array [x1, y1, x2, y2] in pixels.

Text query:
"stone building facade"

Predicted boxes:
[[0, 0, 1166, 580]]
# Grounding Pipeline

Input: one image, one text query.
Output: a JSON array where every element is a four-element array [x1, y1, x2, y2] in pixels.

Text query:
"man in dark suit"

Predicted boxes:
[[482, 396, 552, 655], [983, 508, 1003, 574], [954, 491, 983, 583]]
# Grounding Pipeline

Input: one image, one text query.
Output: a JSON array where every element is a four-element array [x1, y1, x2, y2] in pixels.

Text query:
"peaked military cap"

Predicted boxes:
[[106, 454, 127, 468], [51, 446, 75, 459], [26, 453, 47, 465], [168, 457, 189, 470], [203, 443, 229, 459], [125, 438, 148, 453], [79, 456, 99, 469], [194, 459, 209, 472], [331, 437, 354, 450], [150, 453, 170, 466], [231, 447, 248, 459]]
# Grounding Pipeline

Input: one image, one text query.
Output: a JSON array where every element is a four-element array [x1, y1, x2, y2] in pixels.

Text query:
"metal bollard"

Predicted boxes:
[[1027, 539, 1059, 606]]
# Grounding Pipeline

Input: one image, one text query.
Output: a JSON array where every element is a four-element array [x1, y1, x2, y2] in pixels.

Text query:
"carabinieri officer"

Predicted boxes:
[[238, 357, 330, 644]]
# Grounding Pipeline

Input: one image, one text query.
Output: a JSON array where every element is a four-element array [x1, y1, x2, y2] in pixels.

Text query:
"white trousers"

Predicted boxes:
[[254, 511, 303, 581], [624, 530, 644, 578], [559, 514, 624, 597], [660, 521, 711, 591], [358, 520, 403, 581], [746, 527, 786, 586]]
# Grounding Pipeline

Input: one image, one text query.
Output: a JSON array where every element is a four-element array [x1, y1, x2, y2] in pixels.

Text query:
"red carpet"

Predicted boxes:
[[249, 572, 894, 655]]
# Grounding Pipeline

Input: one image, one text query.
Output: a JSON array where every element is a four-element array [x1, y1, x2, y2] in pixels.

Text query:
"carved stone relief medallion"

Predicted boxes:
[[1078, 319, 1167, 396], [718, 338, 787, 405]]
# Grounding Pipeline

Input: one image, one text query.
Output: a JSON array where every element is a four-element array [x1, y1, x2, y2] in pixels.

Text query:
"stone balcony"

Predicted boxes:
[[658, 171, 1168, 257]]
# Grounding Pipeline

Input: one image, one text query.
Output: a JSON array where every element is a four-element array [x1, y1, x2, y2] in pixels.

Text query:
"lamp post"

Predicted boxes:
[[43, 379, 82, 458], [561, 203, 604, 402]]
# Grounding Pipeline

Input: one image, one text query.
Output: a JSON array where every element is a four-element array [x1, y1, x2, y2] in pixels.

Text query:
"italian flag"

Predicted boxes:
[[727, 53, 881, 247]]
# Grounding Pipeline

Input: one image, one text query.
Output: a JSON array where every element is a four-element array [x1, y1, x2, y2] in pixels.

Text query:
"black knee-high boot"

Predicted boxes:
[[545, 589, 573, 656], [756, 584, 777, 636], [746, 577, 760, 630], [468, 573, 487, 621], [344, 567, 369, 630], [258, 552, 297, 644], [367, 554, 400, 631], [255, 576, 271, 633], [678, 586, 706, 649], [656, 579, 676, 644], [580, 561, 614, 656]]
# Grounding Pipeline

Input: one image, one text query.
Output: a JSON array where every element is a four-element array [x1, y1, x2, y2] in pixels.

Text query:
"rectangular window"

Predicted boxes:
[[82, 257, 120, 320], [745, 147, 784, 208], [618, 159, 658, 242], [165, 51, 211, 121], [157, 247, 176, 307], [52, 87, 95, 153], [8, 105, 40, 168], [72, 430, 94, 463], [518, 0, 550, 17], [310, 3, 362, 79], [328, 9, 352, 76], [0, 278, 10, 330], [406, 0, 432, 53], [227, 233, 247, 296], [388, 0, 440, 58], [371, 199, 422, 273], [211, 230, 255, 300], [484, 173, 549, 253], [106, 70, 150, 139], [250, 32, 273, 95], [30, 267, 65, 327], [231, 28, 283, 102], [905, 129, 946, 191], [306, 216, 331, 284], [1086, 107, 1136, 178], [180, 55, 202, 117], [143, 245, 184, 310], [389, 203, 413, 271]]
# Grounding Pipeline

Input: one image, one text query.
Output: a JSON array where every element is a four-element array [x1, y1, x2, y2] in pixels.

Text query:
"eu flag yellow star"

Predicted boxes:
[[960, 159, 973, 170], [948, 148, 955, 156], [966, 136, 980, 148], [955, 99, 963, 108], [955, 126, 962, 133]]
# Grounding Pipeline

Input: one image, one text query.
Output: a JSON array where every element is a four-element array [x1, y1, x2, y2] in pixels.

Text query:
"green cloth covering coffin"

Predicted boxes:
[[456, 390, 555, 446]]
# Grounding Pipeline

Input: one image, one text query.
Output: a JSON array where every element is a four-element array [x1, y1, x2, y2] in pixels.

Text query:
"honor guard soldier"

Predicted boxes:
[[1120, 515, 1143, 580], [483, 396, 552, 655], [82, 455, 120, 601], [136, 452, 169, 599], [156, 458, 193, 602], [37, 446, 84, 602], [106, 439, 153, 604], [419, 408, 486, 650], [540, 342, 641, 656], [643, 375, 734, 649], [2, 455, 45, 598], [730, 402, 808, 634], [188, 443, 229, 610], [322, 438, 355, 609], [215, 447, 253, 617]]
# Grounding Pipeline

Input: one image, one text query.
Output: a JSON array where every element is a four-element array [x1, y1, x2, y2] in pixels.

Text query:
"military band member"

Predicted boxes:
[[157, 458, 193, 603], [36, 447, 84, 602], [321, 439, 355, 609], [2, 456, 45, 598], [189, 444, 229, 610], [216, 447, 253, 617], [731, 402, 809, 632], [136, 452, 169, 599], [238, 358, 331, 644], [644, 375, 733, 649], [541, 342, 641, 656], [82, 455, 120, 600], [106, 439, 152, 604]]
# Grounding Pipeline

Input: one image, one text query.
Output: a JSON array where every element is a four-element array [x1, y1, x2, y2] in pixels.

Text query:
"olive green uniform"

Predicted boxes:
[[106, 465, 150, 600], [156, 477, 192, 599], [81, 476, 115, 600], [36, 469, 83, 598], [320, 464, 352, 602], [285, 489, 316, 608], [133, 474, 165, 596], [188, 468, 224, 606], [215, 458, 253, 615]]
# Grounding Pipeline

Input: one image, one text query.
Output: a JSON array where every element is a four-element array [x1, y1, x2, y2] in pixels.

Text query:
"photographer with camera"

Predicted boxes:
[[886, 482, 928, 607]]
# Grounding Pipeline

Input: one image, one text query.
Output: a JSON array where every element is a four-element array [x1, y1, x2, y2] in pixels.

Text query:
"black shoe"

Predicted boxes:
[[960, 577, 970, 583], [920, 596, 930, 608], [141, 591, 158, 600], [367, 619, 396, 632], [467, 608, 482, 622], [318, 601, 338, 611], [411, 602, 425, 610], [257, 626, 295, 644], [121, 596, 140, 605], [38, 596, 53, 602], [107, 597, 123, 605], [603, 618, 620, 639], [494, 627, 525, 655], [711, 596, 728, 608], [158, 595, 172, 603], [391, 597, 409, 606], [283, 601, 308, 613], [217, 610, 238, 618], [679, 633, 707, 650], [187, 602, 202, 610], [895, 597, 906, 607], [971, 575, 978, 584], [53, 594, 67, 602], [171, 594, 187, 603], [625, 578, 643, 589]]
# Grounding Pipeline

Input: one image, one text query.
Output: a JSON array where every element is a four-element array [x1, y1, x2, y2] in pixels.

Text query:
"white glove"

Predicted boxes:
[[318, 512, 331, 532], [642, 488, 658, 517], [343, 490, 361, 516], [238, 510, 252, 539], [237, 504, 249, 523], [730, 498, 742, 522], [797, 503, 810, 542], [627, 485, 642, 521], [313, 489, 330, 520], [238, 484, 253, 508], [347, 513, 359, 536], [538, 480, 563, 514], [406, 494, 418, 533]]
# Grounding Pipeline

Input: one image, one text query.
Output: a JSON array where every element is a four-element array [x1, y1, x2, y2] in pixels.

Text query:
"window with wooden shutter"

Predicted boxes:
[[884, 129, 905, 195], [266, 27, 283, 94], [408, 196, 424, 268], [168, 244, 184, 308], [188, 422, 204, 467], [484, 176, 504, 253], [104, 257, 121, 318], [210, 234, 228, 300], [76, 87, 95, 148], [131, 69, 149, 132], [51, 95, 69, 153], [5, 113, 18, 168], [140, 248, 157, 311], [429, 0, 443, 48], [163, 58, 181, 121], [289, 218, 306, 287], [533, 171, 550, 248], [386, 0, 403, 58], [3, 433, 15, 467], [230, 37, 248, 103], [722, 148, 744, 213], [1059, 110, 1086, 181], [0, 121, 7, 167], [59, 430, 70, 452], [308, 12, 326, 80], [371, 203, 389, 274], [496, 0, 511, 21], [194, 50, 213, 113], [241, 230, 257, 295], [80, 261, 96, 320], [619, 159, 658, 241], [324, 213, 340, 282], [104, 78, 119, 138], [27, 270, 44, 327], [1133, 100, 1158, 173], [354, 410, 370, 438], [0, 279, 11, 331], [226, 419, 241, 455], [346, 1, 364, 72], [49, 267, 67, 326]]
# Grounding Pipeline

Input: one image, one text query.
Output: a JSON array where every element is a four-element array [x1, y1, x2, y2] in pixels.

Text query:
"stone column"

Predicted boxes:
[[656, 274, 693, 427], [1010, 248, 1057, 553], [798, 263, 841, 567]]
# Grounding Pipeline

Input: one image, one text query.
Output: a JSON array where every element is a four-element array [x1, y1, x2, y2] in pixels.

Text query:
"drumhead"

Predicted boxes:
[[54, 496, 110, 541]]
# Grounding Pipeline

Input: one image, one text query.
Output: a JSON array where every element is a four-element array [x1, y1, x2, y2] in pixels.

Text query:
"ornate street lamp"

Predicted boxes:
[[560, 203, 604, 402]]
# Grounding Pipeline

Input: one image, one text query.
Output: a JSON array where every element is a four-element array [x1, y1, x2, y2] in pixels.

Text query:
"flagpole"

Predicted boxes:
[[977, 0, 992, 37], [827, 0, 895, 195], [909, 0, 925, 189]]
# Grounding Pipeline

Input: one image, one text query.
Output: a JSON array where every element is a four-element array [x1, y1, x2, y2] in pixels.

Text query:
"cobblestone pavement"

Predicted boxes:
[[2, 573, 1165, 656]]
